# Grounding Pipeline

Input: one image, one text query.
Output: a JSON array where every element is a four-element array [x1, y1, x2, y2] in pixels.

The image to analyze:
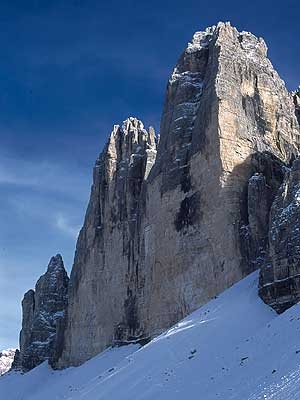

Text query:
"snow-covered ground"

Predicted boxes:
[[0, 349, 15, 376], [2, 271, 300, 399]]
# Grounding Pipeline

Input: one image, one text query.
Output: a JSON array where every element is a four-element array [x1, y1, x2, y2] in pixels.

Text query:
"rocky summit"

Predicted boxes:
[[13, 254, 69, 371], [13, 22, 300, 371]]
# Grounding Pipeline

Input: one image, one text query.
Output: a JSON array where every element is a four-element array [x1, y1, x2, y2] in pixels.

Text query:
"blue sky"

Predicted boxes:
[[0, 0, 299, 350]]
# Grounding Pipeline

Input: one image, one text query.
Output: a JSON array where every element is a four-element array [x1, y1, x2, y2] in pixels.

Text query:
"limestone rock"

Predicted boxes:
[[58, 118, 157, 366], [58, 22, 300, 367], [0, 349, 16, 375], [138, 22, 299, 342], [248, 174, 269, 241], [259, 158, 300, 312], [14, 254, 69, 371], [240, 151, 287, 271]]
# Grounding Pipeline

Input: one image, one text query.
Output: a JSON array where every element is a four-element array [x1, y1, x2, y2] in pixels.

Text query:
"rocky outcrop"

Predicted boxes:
[[259, 158, 300, 312], [0, 349, 16, 375], [14, 255, 69, 371], [57, 22, 299, 368]]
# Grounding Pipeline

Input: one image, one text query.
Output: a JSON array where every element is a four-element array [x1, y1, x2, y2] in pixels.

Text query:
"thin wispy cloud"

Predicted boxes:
[[0, 148, 90, 349], [0, 152, 91, 201], [55, 213, 80, 239]]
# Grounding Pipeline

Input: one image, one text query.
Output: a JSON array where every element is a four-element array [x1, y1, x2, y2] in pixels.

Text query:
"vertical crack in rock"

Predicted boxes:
[[13, 255, 69, 371], [293, 90, 300, 125]]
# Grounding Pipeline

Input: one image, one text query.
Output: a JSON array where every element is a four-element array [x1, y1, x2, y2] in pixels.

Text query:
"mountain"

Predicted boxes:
[[10, 21, 300, 373], [0, 349, 16, 376], [3, 271, 300, 399], [58, 21, 299, 367], [13, 255, 69, 371]]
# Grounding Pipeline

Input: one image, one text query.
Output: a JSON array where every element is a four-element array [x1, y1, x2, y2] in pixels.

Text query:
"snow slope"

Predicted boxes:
[[2, 271, 300, 399]]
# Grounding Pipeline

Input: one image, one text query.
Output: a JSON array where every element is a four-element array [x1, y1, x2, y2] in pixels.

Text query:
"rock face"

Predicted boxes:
[[294, 90, 300, 124], [0, 349, 16, 375], [259, 158, 300, 312], [57, 22, 300, 367], [14, 255, 69, 371], [59, 118, 157, 366], [240, 152, 287, 271], [138, 23, 298, 343]]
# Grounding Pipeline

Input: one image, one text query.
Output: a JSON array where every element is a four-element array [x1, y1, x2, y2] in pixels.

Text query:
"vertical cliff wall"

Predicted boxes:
[[59, 118, 157, 366], [58, 22, 299, 367], [137, 22, 299, 339], [14, 255, 69, 371], [259, 157, 300, 312]]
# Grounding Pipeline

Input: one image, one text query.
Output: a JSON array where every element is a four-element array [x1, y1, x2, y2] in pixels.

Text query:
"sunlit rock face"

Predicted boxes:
[[14, 255, 69, 371], [58, 22, 300, 367], [138, 22, 299, 342]]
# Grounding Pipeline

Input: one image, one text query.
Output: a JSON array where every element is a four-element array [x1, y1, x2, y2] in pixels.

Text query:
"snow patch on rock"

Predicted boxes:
[[0, 349, 16, 376]]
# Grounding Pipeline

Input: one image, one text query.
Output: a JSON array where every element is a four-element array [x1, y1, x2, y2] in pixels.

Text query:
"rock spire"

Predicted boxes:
[[13, 254, 69, 371]]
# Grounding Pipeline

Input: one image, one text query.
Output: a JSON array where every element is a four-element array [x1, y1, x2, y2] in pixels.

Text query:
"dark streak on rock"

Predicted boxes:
[[174, 192, 201, 232]]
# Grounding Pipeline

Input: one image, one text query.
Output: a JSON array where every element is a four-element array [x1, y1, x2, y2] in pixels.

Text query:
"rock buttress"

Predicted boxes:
[[259, 158, 300, 312], [58, 118, 157, 366], [138, 22, 299, 339], [14, 254, 69, 371]]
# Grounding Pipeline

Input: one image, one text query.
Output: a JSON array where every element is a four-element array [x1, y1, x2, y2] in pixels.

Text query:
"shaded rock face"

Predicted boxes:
[[15, 255, 69, 371], [240, 151, 287, 272], [58, 22, 300, 367], [294, 91, 300, 124], [259, 159, 300, 312], [0, 349, 16, 375], [59, 118, 157, 366]]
